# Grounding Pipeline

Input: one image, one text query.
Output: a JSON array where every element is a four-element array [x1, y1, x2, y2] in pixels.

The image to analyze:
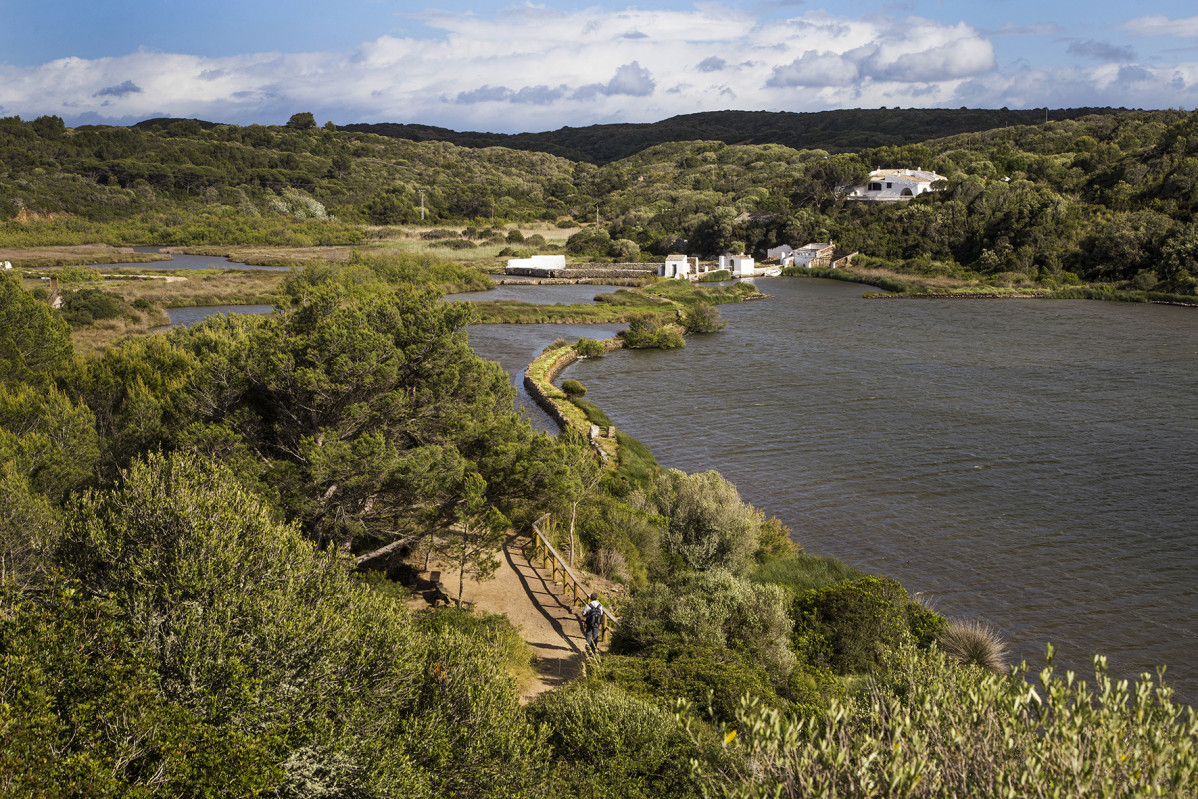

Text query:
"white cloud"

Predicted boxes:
[[1122, 15, 1198, 38], [0, 5, 1193, 133]]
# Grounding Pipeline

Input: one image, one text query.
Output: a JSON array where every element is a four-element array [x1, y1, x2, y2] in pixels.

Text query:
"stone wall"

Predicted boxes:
[[505, 262, 659, 279]]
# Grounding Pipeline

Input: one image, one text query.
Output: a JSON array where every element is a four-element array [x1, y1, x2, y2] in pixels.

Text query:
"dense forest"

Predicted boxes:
[[4, 108, 1198, 297]]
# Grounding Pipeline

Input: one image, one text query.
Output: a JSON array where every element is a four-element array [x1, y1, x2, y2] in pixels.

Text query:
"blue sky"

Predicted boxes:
[[2, 0, 1197, 132]]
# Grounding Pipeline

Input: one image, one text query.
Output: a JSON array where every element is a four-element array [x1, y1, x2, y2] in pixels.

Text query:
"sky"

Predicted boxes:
[[2, 0, 1197, 133]]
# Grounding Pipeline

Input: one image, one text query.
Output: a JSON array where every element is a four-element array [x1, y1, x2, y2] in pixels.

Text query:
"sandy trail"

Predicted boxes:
[[425, 532, 591, 702]]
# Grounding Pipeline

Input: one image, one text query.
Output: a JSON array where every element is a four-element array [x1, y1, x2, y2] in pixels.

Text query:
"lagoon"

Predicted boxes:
[[469, 276, 1198, 704]]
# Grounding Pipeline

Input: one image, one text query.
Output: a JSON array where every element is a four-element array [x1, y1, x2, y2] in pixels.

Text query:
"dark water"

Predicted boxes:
[[470, 277, 1198, 704], [102, 249, 290, 271], [466, 323, 624, 431], [164, 304, 274, 328], [446, 281, 623, 305]]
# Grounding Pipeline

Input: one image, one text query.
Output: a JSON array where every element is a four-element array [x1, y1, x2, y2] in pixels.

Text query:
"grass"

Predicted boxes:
[[938, 618, 1010, 674], [571, 398, 613, 428], [751, 554, 866, 594]]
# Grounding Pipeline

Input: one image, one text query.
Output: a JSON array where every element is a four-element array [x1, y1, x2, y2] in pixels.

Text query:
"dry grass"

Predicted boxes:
[[938, 618, 1010, 674]]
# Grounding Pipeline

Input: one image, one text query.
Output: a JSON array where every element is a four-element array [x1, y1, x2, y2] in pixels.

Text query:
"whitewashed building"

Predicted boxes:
[[766, 244, 794, 263], [660, 254, 693, 279], [504, 254, 566, 276], [794, 243, 835, 268], [719, 254, 755, 278], [849, 168, 943, 201]]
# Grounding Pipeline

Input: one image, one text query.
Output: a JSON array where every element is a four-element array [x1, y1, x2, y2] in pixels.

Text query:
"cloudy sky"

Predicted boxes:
[[2, 0, 1196, 132]]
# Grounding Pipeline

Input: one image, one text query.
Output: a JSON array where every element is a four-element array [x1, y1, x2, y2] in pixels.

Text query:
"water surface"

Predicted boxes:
[[473, 277, 1198, 703]]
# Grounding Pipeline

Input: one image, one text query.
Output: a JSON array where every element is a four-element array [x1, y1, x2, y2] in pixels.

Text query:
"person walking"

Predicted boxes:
[[581, 592, 605, 656]]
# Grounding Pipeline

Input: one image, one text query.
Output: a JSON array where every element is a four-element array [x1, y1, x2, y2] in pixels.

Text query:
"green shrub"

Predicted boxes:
[[59, 288, 133, 327], [698, 270, 731, 282], [681, 302, 725, 333], [422, 228, 460, 240], [556, 218, 579, 228], [590, 645, 792, 724], [612, 570, 796, 679], [690, 646, 1198, 799], [632, 469, 762, 575], [566, 227, 612, 256], [525, 233, 547, 247], [505, 229, 525, 243], [561, 379, 586, 398], [573, 337, 606, 357], [792, 575, 943, 674], [618, 314, 685, 349], [529, 682, 701, 799]]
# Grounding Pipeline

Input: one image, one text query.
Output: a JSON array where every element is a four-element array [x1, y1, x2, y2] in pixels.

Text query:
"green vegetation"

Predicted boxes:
[[3, 104, 1197, 796], [6, 109, 1198, 299]]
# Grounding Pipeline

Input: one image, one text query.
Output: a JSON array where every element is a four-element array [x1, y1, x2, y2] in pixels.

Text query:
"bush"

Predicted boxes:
[[59, 288, 132, 327], [610, 238, 641, 261], [505, 229, 525, 243], [573, 337, 606, 357], [591, 645, 791, 724], [561, 379, 586, 398], [938, 618, 1009, 674], [691, 646, 1198, 799], [566, 227, 612, 256], [431, 238, 477, 250], [525, 234, 547, 247], [792, 575, 943, 674], [529, 682, 700, 798], [681, 302, 725, 333], [612, 570, 796, 679], [422, 228, 460, 240], [556, 218, 579, 228], [698, 269, 731, 282], [618, 314, 685, 349], [632, 469, 761, 574]]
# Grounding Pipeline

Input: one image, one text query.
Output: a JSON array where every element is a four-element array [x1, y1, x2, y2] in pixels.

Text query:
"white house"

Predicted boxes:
[[720, 254, 755, 278], [766, 244, 793, 263], [2, 261, 11, 270], [504, 254, 566, 275], [849, 168, 943, 201], [660, 254, 692, 279], [794, 243, 835, 268]]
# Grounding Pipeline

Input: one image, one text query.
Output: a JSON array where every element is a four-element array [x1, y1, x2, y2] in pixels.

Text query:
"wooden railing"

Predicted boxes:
[[530, 513, 618, 641]]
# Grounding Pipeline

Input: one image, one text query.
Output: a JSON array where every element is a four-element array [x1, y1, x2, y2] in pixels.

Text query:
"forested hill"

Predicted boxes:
[[341, 107, 1127, 165]]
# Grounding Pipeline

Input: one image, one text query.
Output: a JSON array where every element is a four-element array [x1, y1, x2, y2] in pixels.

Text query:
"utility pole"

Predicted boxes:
[[419, 190, 425, 221]]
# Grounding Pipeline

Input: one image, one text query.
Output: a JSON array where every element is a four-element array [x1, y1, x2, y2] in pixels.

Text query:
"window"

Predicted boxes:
[[869, 182, 882, 191], [886, 182, 893, 188]]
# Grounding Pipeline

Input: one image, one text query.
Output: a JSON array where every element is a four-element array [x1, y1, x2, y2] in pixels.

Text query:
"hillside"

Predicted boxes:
[[2, 107, 1198, 295], [342, 107, 1128, 165]]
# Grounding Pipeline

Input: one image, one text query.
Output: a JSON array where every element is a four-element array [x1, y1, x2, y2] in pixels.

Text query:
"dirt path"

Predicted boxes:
[[423, 532, 592, 702]]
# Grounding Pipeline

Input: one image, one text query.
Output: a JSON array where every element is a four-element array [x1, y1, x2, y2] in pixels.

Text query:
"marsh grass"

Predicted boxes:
[[938, 617, 1010, 674], [751, 554, 865, 593]]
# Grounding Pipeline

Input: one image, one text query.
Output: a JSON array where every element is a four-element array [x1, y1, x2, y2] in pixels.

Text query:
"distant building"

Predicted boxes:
[[719, 253, 755, 278], [766, 244, 793, 263], [794, 243, 835, 268], [849, 168, 943, 201], [660, 254, 696, 279], [505, 254, 566, 276]]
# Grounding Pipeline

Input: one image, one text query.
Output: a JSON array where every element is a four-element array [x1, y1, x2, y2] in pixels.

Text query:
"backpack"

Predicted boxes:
[[584, 603, 603, 631]]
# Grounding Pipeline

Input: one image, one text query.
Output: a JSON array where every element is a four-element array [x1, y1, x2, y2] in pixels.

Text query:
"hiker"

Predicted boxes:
[[581, 592, 604, 656]]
